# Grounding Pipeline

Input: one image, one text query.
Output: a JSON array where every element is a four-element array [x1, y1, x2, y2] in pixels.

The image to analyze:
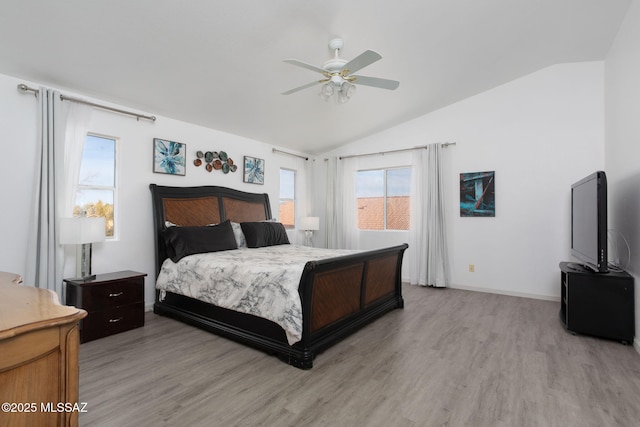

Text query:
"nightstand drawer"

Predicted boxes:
[[81, 278, 144, 311], [65, 270, 147, 343], [81, 302, 145, 343]]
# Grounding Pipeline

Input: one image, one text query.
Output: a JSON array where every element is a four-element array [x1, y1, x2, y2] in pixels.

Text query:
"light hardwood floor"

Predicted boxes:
[[79, 285, 640, 426]]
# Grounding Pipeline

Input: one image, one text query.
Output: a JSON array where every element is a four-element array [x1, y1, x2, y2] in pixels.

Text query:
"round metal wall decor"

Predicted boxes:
[[193, 149, 237, 174]]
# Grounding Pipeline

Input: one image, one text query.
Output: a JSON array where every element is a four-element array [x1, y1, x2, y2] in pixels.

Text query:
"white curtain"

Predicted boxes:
[[324, 156, 359, 249], [324, 157, 339, 249], [25, 88, 65, 294], [409, 144, 449, 287], [25, 89, 92, 297], [61, 103, 93, 216], [338, 157, 359, 249]]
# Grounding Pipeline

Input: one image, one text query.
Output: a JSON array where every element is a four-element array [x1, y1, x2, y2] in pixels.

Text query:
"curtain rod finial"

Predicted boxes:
[[17, 83, 38, 97]]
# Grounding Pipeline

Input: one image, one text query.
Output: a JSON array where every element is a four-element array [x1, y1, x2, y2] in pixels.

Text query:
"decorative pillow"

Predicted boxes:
[[230, 222, 247, 248], [180, 221, 245, 247], [240, 221, 290, 248], [162, 220, 237, 262]]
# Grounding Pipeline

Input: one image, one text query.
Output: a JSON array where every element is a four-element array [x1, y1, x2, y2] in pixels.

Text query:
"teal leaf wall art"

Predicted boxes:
[[153, 138, 186, 176]]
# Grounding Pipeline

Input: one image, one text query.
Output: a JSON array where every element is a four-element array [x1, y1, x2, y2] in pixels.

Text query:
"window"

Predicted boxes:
[[279, 168, 295, 229], [74, 134, 117, 237], [356, 167, 410, 230]]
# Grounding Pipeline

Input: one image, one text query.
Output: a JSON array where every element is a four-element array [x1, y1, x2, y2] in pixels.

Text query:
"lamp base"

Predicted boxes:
[[304, 230, 314, 247], [76, 243, 95, 281]]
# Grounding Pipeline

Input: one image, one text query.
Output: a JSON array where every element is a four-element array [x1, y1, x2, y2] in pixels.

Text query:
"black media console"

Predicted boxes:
[[559, 262, 635, 344]]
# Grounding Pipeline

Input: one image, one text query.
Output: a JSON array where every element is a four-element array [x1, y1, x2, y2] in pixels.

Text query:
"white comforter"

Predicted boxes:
[[155, 245, 357, 345]]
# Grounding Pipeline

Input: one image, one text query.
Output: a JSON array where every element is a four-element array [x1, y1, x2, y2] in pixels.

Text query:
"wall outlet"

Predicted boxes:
[[468, 264, 475, 272]]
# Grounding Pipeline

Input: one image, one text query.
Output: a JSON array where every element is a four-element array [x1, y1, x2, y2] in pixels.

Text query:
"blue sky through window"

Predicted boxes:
[[78, 135, 115, 186], [76, 135, 115, 206], [280, 169, 295, 199], [356, 168, 410, 197]]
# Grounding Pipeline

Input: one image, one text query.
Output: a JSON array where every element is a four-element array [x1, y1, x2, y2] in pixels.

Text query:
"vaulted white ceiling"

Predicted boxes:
[[0, 1, 631, 154]]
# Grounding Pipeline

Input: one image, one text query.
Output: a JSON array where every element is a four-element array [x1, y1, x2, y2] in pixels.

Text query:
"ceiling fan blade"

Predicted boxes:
[[351, 75, 400, 90], [281, 80, 322, 95], [283, 59, 326, 74], [343, 50, 382, 74]]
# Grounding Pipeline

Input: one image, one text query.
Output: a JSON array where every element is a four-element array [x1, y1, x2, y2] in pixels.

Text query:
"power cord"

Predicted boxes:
[[607, 228, 631, 272]]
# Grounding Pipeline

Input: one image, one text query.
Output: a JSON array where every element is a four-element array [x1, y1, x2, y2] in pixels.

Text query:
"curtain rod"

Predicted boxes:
[[338, 142, 456, 160], [272, 148, 309, 161], [17, 83, 156, 122]]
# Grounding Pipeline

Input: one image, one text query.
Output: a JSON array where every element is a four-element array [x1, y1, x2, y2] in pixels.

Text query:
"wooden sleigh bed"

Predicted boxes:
[[150, 184, 407, 369]]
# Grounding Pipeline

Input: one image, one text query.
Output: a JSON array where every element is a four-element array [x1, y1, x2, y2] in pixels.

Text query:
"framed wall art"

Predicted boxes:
[[460, 171, 495, 217], [243, 156, 265, 185], [153, 138, 186, 176]]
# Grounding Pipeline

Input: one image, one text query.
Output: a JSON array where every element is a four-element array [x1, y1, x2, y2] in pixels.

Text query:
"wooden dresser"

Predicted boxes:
[[65, 271, 146, 343], [0, 274, 87, 427]]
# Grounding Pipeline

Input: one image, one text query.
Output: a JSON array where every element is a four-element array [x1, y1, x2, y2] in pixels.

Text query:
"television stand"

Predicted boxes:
[[559, 262, 635, 344], [564, 262, 587, 272]]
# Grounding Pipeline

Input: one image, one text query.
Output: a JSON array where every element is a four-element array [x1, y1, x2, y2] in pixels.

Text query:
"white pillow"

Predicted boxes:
[[230, 222, 247, 248]]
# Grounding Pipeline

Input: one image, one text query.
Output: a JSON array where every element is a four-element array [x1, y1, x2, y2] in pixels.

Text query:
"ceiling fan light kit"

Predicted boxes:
[[282, 38, 399, 103], [320, 79, 356, 103]]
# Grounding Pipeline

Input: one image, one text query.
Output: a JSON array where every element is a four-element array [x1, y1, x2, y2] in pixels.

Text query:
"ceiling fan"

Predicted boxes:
[[281, 38, 400, 103]]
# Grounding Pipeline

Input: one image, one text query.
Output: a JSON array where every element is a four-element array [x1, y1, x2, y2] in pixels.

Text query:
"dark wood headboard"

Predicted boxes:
[[149, 184, 272, 275]]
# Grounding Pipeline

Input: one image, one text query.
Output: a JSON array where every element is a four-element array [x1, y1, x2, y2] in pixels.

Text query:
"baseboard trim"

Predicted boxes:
[[447, 283, 560, 302]]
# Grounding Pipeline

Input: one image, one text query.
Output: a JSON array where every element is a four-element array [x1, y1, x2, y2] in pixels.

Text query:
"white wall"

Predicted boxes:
[[0, 76, 37, 274], [604, 0, 640, 352], [320, 62, 605, 299], [0, 60, 608, 305], [0, 73, 309, 307]]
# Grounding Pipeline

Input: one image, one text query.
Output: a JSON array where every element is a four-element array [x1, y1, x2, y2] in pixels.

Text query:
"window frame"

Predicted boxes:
[[356, 166, 411, 231], [75, 133, 119, 240]]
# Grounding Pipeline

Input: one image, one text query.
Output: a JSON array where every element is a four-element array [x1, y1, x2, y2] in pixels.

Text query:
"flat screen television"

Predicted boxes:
[[571, 171, 608, 273]]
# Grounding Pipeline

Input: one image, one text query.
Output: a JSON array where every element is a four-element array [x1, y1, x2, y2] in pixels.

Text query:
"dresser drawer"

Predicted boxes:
[[81, 277, 144, 311], [81, 302, 145, 343]]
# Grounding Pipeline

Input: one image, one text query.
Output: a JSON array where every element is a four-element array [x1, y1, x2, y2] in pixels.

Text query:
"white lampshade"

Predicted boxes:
[[59, 217, 106, 244], [300, 216, 319, 231]]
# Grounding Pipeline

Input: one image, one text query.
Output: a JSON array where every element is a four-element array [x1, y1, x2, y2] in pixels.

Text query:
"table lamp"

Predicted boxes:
[[300, 216, 319, 247], [59, 217, 106, 280]]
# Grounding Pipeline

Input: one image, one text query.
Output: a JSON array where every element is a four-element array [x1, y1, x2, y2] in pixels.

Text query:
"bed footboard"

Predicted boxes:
[[288, 244, 408, 368]]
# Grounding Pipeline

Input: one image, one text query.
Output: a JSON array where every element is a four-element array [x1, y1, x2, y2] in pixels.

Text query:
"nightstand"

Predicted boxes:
[[65, 270, 146, 343]]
